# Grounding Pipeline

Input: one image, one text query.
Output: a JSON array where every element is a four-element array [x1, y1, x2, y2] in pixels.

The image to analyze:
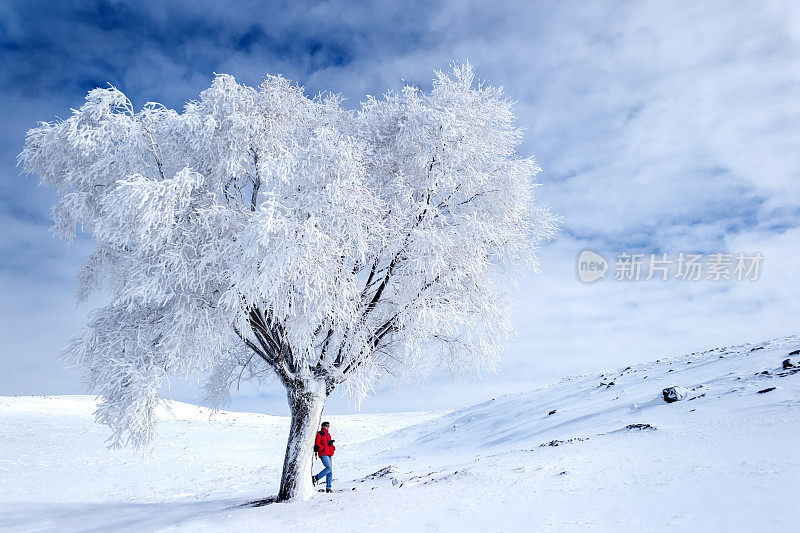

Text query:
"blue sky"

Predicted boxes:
[[1, 0, 798, 415]]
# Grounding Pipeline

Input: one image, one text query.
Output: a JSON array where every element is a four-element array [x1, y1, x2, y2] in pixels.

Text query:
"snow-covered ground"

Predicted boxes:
[[2, 335, 799, 532]]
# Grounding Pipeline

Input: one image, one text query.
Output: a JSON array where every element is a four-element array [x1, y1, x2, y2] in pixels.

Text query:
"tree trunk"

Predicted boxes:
[[277, 380, 326, 501]]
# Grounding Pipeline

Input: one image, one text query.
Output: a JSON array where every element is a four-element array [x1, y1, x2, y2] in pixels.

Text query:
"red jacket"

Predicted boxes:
[[315, 428, 335, 457]]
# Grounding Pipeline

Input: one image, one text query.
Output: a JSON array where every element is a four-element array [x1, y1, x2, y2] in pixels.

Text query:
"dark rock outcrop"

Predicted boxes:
[[662, 386, 690, 403]]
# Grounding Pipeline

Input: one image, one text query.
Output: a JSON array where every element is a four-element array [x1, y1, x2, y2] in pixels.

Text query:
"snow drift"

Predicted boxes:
[[1, 334, 798, 531]]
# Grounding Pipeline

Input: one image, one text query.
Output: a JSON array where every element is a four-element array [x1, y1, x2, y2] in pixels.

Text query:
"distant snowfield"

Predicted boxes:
[[2, 336, 799, 532]]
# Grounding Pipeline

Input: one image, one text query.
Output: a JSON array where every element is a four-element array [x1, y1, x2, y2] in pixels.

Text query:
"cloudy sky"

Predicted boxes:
[[1, 0, 798, 415]]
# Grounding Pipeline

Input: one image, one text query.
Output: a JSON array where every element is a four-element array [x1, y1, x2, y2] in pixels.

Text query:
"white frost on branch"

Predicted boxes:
[[20, 63, 558, 450]]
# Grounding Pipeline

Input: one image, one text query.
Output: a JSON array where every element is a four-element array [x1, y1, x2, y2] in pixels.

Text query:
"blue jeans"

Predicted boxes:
[[315, 455, 333, 489]]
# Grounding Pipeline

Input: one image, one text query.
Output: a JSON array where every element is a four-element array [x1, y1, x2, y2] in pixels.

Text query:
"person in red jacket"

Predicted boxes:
[[312, 421, 336, 492]]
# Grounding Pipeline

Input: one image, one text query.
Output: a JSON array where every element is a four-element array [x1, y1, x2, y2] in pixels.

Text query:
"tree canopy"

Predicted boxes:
[[20, 64, 557, 450]]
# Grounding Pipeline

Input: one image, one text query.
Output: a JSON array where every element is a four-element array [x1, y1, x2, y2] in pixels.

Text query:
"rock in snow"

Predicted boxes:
[[662, 385, 691, 403], [625, 423, 656, 430]]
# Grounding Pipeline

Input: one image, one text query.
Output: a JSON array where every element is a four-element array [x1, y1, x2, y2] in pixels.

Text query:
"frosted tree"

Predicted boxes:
[[20, 64, 557, 501]]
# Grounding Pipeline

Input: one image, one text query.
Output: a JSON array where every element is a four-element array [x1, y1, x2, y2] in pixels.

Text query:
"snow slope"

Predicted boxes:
[[2, 335, 799, 532]]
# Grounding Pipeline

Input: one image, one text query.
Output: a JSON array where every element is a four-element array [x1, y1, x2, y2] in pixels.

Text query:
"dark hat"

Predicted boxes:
[[321, 421, 330, 426]]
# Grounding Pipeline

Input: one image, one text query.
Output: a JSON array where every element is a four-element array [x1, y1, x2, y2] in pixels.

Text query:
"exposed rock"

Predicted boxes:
[[757, 387, 776, 394], [361, 465, 401, 485], [625, 423, 655, 430], [541, 437, 588, 447], [783, 358, 796, 369], [789, 349, 800, 356], [548, 409, 557, 416], [662, 386, 690, 403]]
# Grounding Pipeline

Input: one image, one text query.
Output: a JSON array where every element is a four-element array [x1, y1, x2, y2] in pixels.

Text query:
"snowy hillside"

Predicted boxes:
[[2, 335, 799, 532]]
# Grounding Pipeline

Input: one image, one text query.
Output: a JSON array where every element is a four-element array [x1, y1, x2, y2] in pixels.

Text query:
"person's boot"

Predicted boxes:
[[326, 488, 332, 493], [312, 474, 317, 487]]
